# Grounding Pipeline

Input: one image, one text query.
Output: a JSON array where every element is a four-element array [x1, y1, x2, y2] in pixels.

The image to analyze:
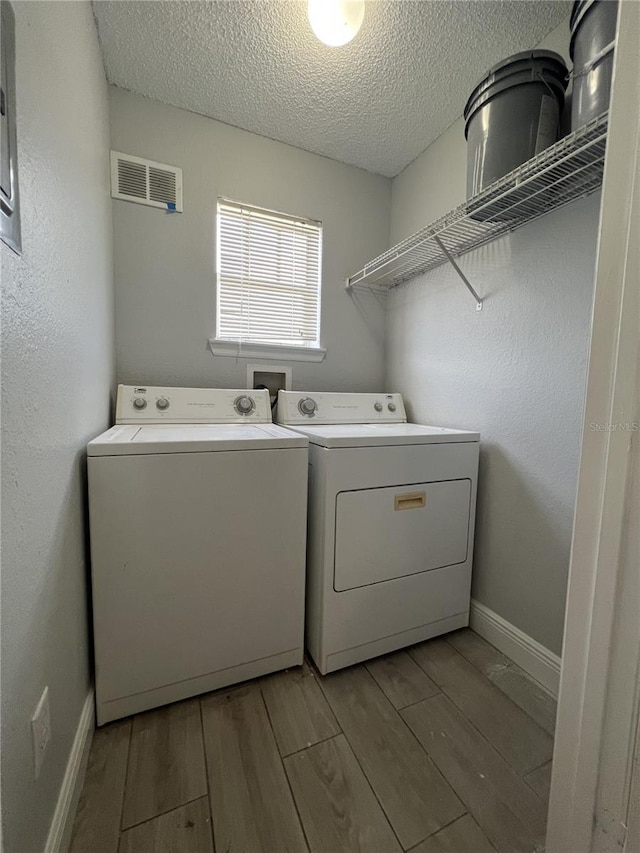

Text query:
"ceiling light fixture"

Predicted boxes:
[[307, 0, 365, 47]]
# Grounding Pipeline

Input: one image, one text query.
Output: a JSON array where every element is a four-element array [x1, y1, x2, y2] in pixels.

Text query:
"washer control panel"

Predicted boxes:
[[115, 385, 272, 424], [276, 391, 407, 425], [234, 395, 255, 416]]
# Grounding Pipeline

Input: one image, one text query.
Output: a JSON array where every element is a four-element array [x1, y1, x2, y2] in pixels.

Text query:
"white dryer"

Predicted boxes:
[[88, 385, 308, 724], [276, 391, 480, 674]]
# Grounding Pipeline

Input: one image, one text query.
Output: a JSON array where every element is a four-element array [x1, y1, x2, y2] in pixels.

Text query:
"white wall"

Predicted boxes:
[[0, 3, 114, 851], [109, 87, 390, 392], [385, 16, 596, 655]]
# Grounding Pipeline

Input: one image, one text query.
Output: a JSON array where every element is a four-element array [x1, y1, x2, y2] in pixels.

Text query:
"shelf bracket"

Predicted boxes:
[[434, 236, 483, 311]]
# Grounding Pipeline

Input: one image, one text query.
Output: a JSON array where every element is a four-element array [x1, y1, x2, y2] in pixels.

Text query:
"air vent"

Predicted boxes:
[[110, 151, 183, 212]]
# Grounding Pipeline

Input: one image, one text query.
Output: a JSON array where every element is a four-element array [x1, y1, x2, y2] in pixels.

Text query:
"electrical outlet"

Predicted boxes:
[[31, 686, 50, 780]]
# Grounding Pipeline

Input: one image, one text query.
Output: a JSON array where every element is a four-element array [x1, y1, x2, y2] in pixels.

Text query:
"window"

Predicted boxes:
[[215, 199, 322, 351]]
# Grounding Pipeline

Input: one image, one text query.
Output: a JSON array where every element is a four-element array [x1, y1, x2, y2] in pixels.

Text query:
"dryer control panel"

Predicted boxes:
[[115, 385, 272, 424], [276, 391, 407, 425]]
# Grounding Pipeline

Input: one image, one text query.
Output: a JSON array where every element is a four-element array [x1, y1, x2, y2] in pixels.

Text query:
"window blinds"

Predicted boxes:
[[216, 199, 322, 346]]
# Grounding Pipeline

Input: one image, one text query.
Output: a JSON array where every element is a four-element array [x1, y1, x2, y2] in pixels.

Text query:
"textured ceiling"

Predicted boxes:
[[93, 0, 569, 177]]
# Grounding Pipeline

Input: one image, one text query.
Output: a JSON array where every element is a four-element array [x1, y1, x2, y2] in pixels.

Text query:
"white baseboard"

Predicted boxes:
[[469, 599, 561, 697], [45, 689, 95, 853]]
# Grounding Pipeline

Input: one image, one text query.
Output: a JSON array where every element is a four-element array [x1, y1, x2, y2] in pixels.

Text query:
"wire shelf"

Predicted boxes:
[[347, 112, 608, 301]]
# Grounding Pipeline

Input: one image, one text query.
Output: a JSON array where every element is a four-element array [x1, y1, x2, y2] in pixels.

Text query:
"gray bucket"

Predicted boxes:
[[464, 50, 568, 200], [570, 0, 618, 131]]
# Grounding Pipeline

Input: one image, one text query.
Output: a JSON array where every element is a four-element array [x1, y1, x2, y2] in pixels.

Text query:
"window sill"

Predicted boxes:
[[208, 338, 326, 363]]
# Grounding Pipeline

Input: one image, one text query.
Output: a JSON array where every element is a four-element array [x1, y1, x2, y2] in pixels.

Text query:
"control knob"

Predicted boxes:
[[156, 397, 170, 410], [132, 397, 147, 410], [234, 395, 255, 416], [374, 402, 383, 412], [388, 402, 397, 412], [298, 397, 318, 417]]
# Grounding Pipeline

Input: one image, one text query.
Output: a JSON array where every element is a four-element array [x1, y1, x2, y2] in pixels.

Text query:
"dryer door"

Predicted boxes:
[[334, 479, 472, 591]]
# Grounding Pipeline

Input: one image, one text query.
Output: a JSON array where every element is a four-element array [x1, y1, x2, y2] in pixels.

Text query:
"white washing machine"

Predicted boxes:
[[276, 391, 480, 674], [88, 385, 308, 724]]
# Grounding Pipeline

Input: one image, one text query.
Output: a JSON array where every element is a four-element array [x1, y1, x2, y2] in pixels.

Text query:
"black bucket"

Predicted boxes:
[[464, 50, 568, 200], [570, 0, 618, 131]]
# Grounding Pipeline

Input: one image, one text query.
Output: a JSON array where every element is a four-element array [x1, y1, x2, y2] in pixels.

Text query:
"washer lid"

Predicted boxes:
[[282, 422, 480, 448], [87, 423, 308, 456]]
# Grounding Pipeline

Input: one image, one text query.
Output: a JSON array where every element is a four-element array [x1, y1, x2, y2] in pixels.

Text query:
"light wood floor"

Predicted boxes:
[[69, 629, 556, 853]]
